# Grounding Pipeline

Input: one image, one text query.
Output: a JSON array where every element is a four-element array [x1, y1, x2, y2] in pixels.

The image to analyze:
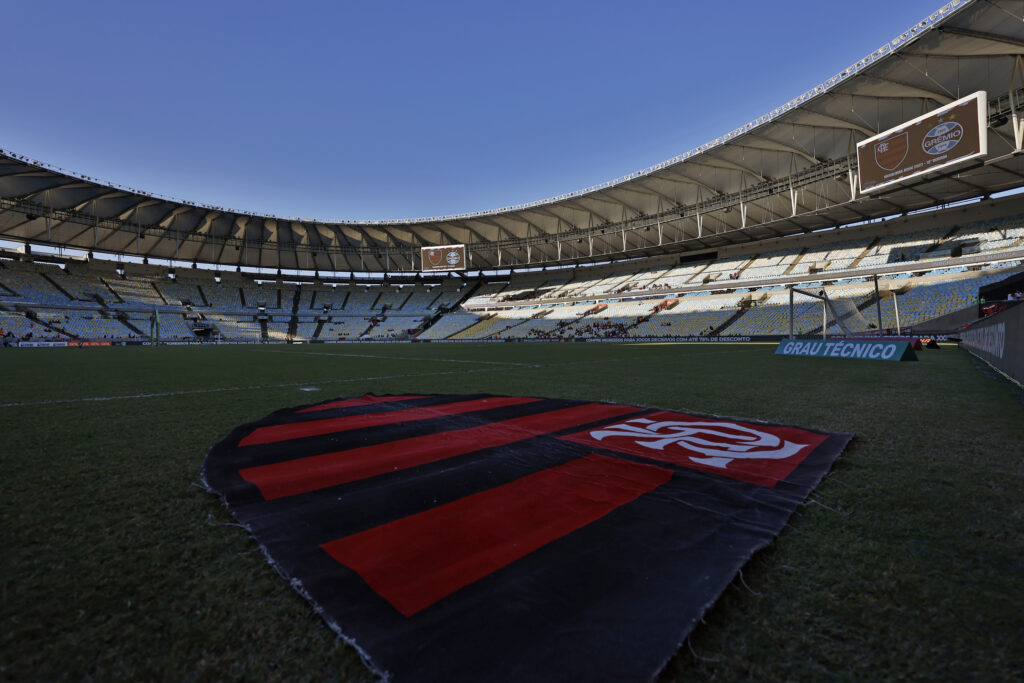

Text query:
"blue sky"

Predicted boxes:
[[1, 0, 947, 221]]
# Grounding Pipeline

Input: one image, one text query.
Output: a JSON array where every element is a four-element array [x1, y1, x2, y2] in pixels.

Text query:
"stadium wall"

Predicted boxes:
[[958, 302, 1024, 385], [913, 305, 979, 334]]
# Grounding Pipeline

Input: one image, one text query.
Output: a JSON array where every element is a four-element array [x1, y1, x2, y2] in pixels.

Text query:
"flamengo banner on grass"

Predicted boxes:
[[857, 91, 987, 194], [203, 394, 852, 682], [775, 339, 917, 361], [420, 244, 466, 272]]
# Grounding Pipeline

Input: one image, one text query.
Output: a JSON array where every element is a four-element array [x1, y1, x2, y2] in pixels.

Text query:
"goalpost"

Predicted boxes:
[[788, 286, 829, 340], [149, 306, 161, 345], [877, 289, 903, 335], [788, 276, 896, 338]]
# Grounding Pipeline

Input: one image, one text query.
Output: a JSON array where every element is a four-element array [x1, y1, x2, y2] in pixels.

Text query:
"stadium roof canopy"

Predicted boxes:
[[2, 0, 1024, 275]]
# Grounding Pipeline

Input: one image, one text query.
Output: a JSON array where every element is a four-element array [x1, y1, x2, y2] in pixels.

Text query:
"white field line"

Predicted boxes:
[[0, 367, 506, 409], [257, 349, 540, 367]]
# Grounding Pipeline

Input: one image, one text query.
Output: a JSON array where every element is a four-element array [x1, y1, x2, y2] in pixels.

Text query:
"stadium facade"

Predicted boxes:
[[1, 0, 1023, 345]]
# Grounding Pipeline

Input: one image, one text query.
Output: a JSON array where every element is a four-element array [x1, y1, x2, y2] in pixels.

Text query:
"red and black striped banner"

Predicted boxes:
[[203, 394, 852, 682]]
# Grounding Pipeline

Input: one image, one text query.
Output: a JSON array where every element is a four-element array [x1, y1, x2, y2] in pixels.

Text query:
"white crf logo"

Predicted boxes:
[[590, 418, 805, 469]]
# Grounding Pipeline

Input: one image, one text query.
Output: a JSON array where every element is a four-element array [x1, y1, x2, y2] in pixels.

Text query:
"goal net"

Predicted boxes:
[[824, 295, 874, 336]]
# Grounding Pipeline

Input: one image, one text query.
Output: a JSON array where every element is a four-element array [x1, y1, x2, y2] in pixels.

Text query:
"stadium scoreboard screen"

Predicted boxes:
[[420, 244, 466, 272], [857, 91, 987, 194]]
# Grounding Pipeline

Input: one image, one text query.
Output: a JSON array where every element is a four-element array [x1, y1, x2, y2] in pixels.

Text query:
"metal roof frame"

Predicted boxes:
[[3, 0, 1024, 273]]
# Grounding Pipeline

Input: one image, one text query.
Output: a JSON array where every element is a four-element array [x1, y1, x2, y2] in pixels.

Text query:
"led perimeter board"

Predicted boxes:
[[857, 91, 987, 194], [421, 244, 466, 272]]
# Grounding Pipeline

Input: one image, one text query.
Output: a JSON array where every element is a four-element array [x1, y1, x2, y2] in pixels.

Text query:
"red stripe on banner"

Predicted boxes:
[[239, 403, 639, 500], [240, 396, 540, 447], [321, 453, 673, 616], [297, 394, 428, 414]]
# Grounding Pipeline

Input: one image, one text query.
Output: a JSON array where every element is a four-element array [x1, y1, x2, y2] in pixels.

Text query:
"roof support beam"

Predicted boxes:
[[936, 26, 1024, 53], [730, 137, 818, 165], [656, 169, 724, 196], [783, 111, 876, 138], [850, 75, 954, 104], [561, 199, 612, 226], [446, 219, 490, 244], [631, 180, 680, 207], [688, 156, 766, 183], [601, 189, 645, 217]]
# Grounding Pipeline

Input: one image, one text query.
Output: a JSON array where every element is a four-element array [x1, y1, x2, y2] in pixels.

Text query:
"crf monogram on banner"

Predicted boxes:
[[587, 417, 807, 469]]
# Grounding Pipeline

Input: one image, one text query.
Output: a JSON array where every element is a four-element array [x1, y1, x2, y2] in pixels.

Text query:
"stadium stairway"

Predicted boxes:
[[313, 318, 326, 339], [614, 313, 647, 335], [417, 310, 445, 334], [425, 288, 447, 309], [22, 308, 71, 338], [116, 313, 145, 337], [259, 318, 268, 341], [202, 317, 222, 339], [503, 310, 552, 337], [394, 289, 414, 311], [733, 257, 756, 279], [151, 282, 169, 305], [925, 224, 969, 255], [448, 313, 498, 339], [85, 292, 107, 307], [713, 308, 747, 335], [783, 248, 809, 275], [847, 238, 880, 269], [416, 310, 475, 339], [39, 272, 75, 301], [620, 314, 649, 335], [99, 278, 126, 305]]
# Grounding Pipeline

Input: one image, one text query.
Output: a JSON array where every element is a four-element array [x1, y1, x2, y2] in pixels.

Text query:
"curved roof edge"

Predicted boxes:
[[0, 0, 972, 227]]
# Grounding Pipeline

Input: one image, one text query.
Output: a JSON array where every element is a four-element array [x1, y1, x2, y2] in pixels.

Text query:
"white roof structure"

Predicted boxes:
[[2, 0, 1024, 274]]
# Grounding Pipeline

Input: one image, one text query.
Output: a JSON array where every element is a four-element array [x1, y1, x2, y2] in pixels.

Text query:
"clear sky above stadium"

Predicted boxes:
[[2, 0, 947, 221]]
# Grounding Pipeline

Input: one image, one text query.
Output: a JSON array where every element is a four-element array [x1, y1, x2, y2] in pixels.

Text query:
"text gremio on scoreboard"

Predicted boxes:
[[420, 244, 466, 272], [857, 91, 987, 194]]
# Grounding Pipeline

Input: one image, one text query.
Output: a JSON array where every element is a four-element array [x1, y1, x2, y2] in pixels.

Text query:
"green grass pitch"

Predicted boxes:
[[2, 342, 1022, 681]]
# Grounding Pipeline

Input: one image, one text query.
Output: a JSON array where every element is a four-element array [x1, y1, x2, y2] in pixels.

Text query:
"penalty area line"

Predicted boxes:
[[0, 367, 507, 409]]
